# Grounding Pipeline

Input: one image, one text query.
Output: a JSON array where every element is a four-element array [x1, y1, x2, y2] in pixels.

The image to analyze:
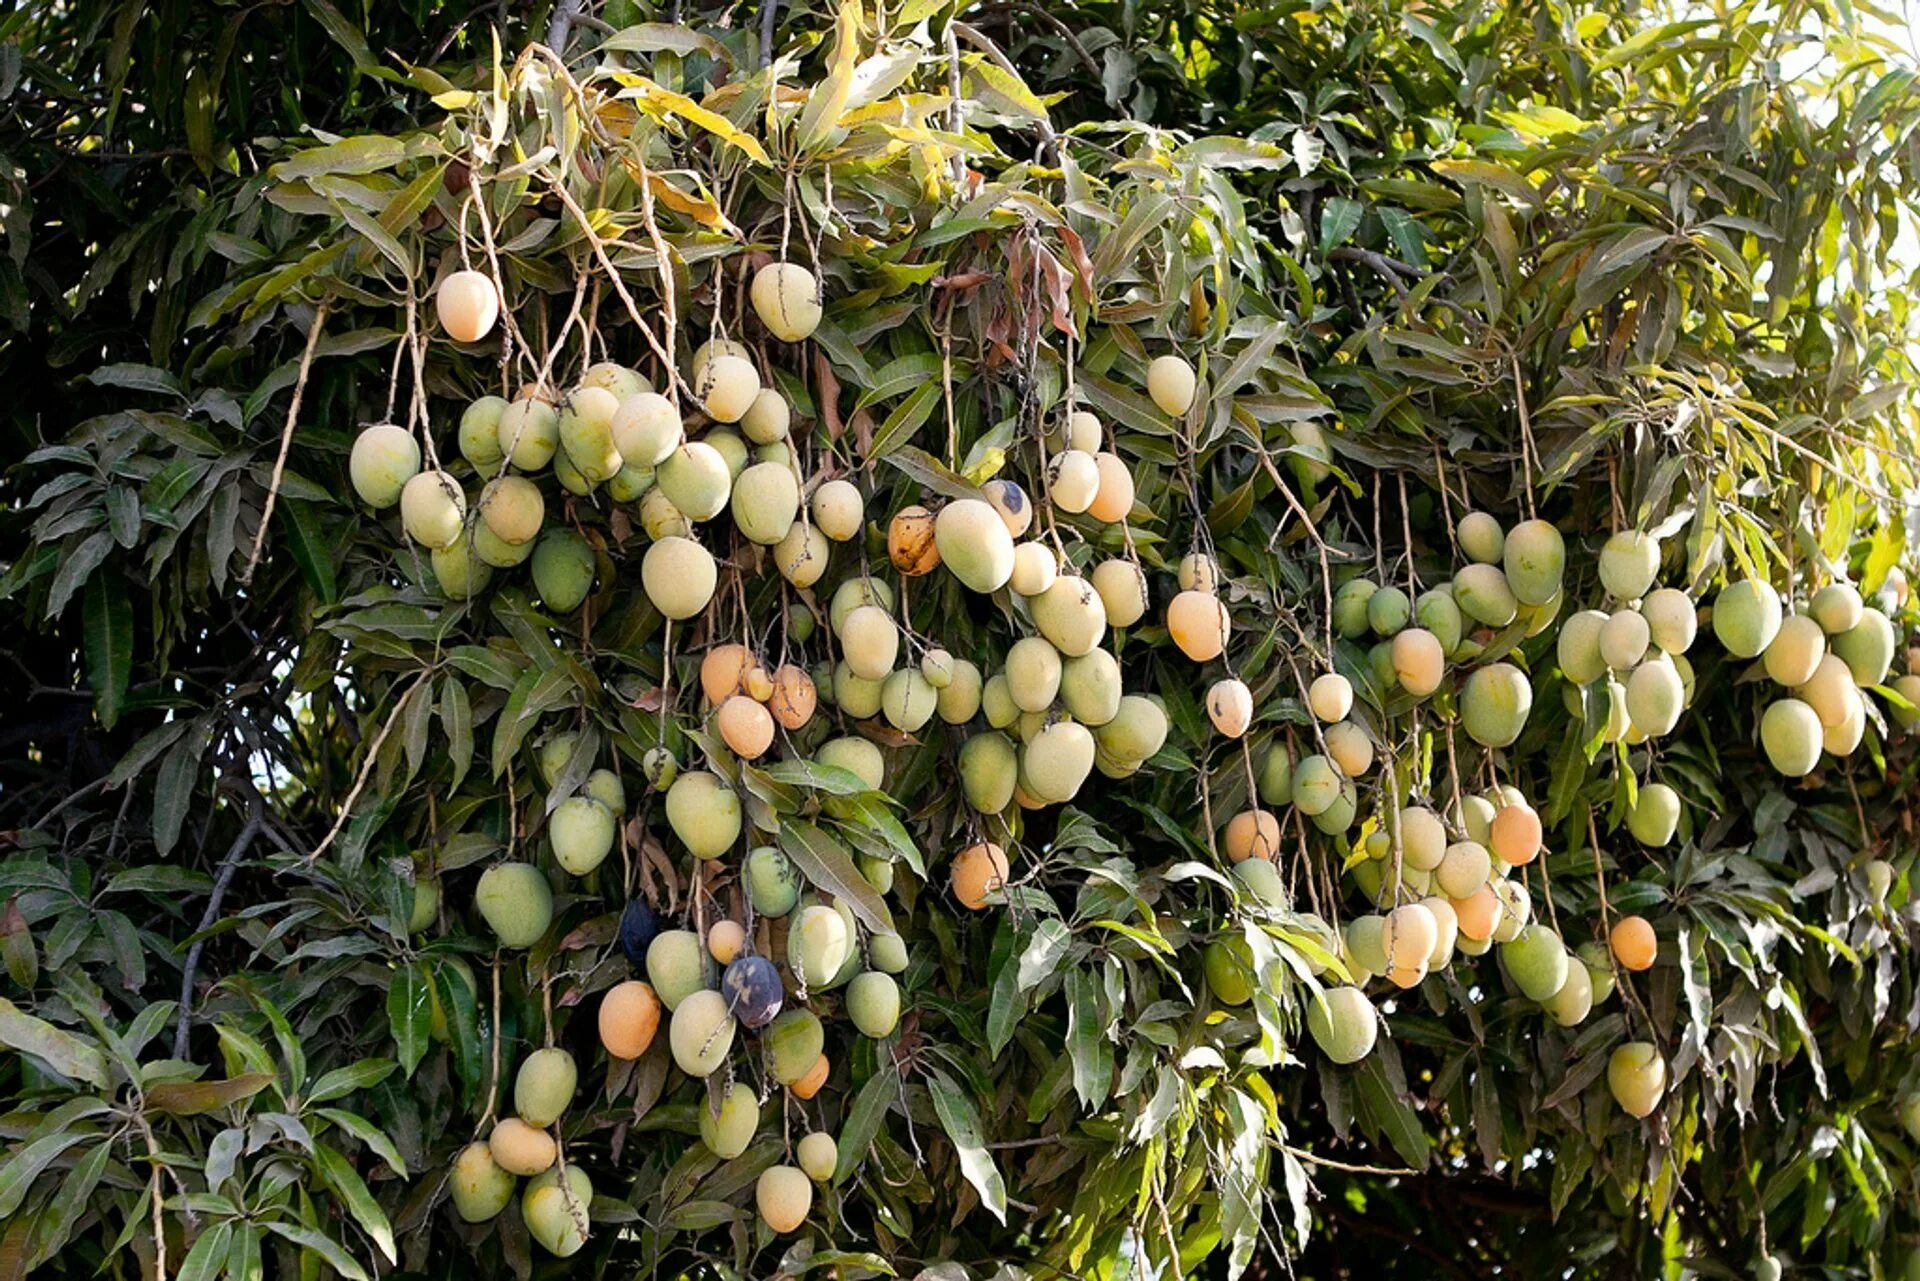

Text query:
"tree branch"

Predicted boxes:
[[547, 0, 584, 53], [760, 0, 780, 69], [173, 789, 264, 1058]]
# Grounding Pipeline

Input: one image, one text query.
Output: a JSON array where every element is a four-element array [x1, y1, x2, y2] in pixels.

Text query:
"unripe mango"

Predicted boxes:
[[1456, 512, 1504, 564], [450, 1141, 515, 1222], [751, 262, 823, 341], [1641, 588, 1696, 654], [731, 461, 801, 545], [790, 904, 851, 989], [1809, 582, 1864, 634], [522, 1164, 592, 1257], [475, 863, 552, 948], [665, 770, 741, 859], [1032, 576, 1108, 657], [1712, 578, 1783, 657], [459, 397, 509, 475], [349, 424, 422, 509], [1460, 662, 1533, 748], [1607, 1041, 1666, 1118], [646, 930, 707, 1011], [797, 1131, 837, 1181], [811, 479, 864, 541], [1454, 563, 1518, 627], [1598, 530, 1661, 601], [669, 988, 736, 1077], [816, 736, 884, 789], [497, 397, 559, 471], [1146, 355, 1196, 416], [699, 1080, 762, 1159], [847, 970, 902, 1037], [514, 1047, 578, 1128], [935, 499, 1015, 593], [1501, 925, 1568, 1001], [1834, 607, 1896, 686], [1021, 720, 1095, 804], [1307, 986, 1378, 1064], [532, 529, 595, 613], [1502, 519, 1564, 606], [550, 796, 615, 876], [1091, 559, 1150, 627], [767, 1008, 825, 1083], [559, 385, 622, 483], [1761, 698, 1823, 776]]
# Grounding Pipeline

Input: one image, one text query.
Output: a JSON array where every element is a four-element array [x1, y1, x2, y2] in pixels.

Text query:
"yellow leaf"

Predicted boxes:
[[963, 448, 1005, 484], [432, 90, 476, 111], [796, 0, 862, 154], [618, 76, 770, 165], [618, 159, 733, 232]]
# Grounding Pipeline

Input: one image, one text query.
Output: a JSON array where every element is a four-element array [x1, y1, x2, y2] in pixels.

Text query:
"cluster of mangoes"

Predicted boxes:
[[392, 262, 1214, 1249], [386, 253, 1920, 1238]]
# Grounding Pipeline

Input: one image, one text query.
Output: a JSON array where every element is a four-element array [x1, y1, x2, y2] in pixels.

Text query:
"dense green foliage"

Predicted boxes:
[[4, 1, 1920, 1279]]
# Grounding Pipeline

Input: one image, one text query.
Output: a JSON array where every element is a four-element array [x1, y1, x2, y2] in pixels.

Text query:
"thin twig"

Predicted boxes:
[[951, 22, 1057, 159], [243, 301, 330, 585], [308, 672, 431, 863], [1283, 1144, 1422, 1177]]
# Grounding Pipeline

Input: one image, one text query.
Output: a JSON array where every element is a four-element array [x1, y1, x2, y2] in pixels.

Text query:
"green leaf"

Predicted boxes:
[[758, 759, 872, 795], [313, 1142, 397, 1265], [87, 362, 184, 397], [271, 135, 409, 182], [313, 1107, 408, 1179], [280, 500, 339, 604], [0, 999, 109, 1087], [600, 23, 733, 61], [47, 529, 112, 617], [83, 570, 132, 731], [174, 1221, 233, 1281], [1065, 967, 1112, 1108], [777, 821, 894, 935], [1018, 919, 1072, 991], [925, 1068, 1007, 1225], [876, 445, 983, 503], [1353, 1056, 1431, 1169], [1375, 207, 1430, 269], [145, 1073, 275, 1116], [1400, 12, 1464, 73], [301, 0, 378, 69], [307, 1059, 397, 1105], [866, 382, 941, 459], [150, 735, 201, 858], [0, 1131, 95, 1220], [834, 1063, 896, 1186], [387, 961, 432, 1077], [1319, 197, 1364, 253], [441, 676, 473, 791], [264, 1219, 371, 1281]]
